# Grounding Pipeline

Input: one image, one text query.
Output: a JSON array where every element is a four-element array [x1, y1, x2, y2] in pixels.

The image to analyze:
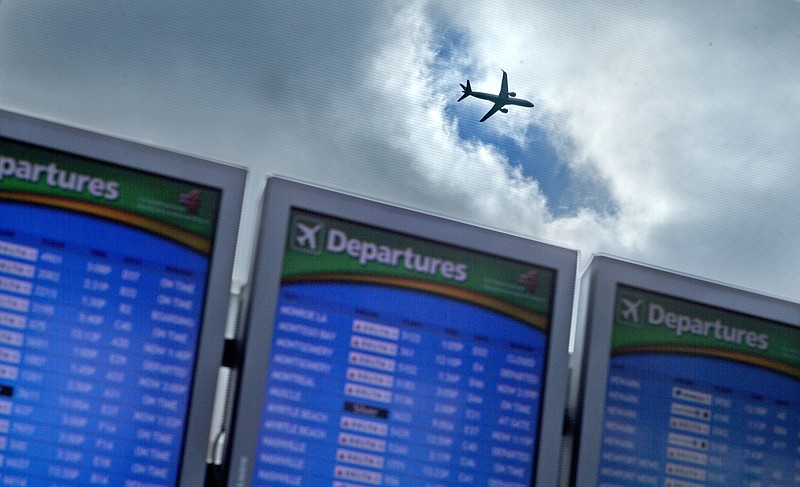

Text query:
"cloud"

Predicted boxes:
[[1, 0, 798, 300], [434, 0, 800, 298]]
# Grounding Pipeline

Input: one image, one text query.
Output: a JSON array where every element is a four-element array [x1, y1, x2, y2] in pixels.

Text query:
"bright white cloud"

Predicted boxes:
[[435, 0, 800, 298], [1, 0, 798, 300]]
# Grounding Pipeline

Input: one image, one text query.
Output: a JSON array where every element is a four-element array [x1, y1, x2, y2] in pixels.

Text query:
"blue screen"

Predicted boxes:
[[596, 286, 800, 486], [599, 355, 800, 486], [0, 202, 209, 486], [251, 281, 548, 487]]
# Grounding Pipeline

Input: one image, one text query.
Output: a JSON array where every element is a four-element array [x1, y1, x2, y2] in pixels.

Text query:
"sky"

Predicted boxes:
[[1, 0, 799, 304]]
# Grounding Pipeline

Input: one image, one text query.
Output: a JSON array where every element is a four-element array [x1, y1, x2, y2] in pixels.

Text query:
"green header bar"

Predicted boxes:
[[0, 137, 219, 248], [281, 209, 555, 327], [612, 285, 800, 372]]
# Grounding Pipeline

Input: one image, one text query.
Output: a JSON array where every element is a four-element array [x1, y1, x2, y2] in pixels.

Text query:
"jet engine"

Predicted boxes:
[[500, 108, 509, 113], [509, 92, 516, 97]]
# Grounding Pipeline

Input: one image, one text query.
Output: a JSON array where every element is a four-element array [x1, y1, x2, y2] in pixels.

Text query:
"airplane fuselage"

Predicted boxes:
[[468, 91, 534, 107]]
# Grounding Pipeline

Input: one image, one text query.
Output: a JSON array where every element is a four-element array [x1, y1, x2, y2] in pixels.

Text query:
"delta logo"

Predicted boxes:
[[518, 269, 538, 294], [180, 188, 202, 215], [290, 216, 325, 255]]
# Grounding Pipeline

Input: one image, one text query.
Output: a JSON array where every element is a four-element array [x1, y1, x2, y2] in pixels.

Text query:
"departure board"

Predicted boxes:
[[247, 209, 556, 486], [227, 180, 576, 487], [0, 132, 232, 486], [596, 285, 800, 486]]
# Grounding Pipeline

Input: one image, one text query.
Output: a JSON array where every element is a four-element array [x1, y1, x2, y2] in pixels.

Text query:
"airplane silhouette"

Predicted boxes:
[[296, 222, 322, 250], [621, 299, 643, 322], [458, 70, 534, 122]]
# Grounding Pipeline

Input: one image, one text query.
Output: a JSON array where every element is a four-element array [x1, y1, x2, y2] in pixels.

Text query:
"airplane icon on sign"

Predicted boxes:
[[621, 299, 642, 322], [296, 222, 322, 251]]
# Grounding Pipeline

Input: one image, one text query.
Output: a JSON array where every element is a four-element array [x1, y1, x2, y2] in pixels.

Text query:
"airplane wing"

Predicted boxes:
[[499, 70, 509, 98], [479, 103, 502, 122]]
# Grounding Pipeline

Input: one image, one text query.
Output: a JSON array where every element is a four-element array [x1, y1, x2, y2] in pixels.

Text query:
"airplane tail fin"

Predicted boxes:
[[458, 80, 472, 102]]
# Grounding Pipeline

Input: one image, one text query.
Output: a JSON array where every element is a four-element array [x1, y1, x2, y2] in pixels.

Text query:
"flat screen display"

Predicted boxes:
[[0, 112, 245, 487], [596, 285, 800, 486], [570, 256, 800, 487], [226, 178, 576, 487]]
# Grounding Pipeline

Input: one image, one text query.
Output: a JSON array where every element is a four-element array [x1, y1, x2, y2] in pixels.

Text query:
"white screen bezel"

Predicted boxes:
[[0, 109, 246, 487], [571, 255, 800, 486], [226, 176, 577, 487]]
